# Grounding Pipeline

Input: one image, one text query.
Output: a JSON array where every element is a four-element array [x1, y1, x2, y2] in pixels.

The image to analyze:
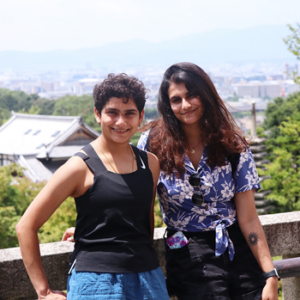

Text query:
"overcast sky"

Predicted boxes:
[[1, 0, 299, 52]]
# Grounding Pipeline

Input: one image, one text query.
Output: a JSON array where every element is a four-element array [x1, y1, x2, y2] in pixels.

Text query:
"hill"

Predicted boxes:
[[0, 25, 296, 70]]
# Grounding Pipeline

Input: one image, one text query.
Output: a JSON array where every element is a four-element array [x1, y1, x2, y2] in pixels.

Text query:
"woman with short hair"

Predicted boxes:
[[16, 73, 169, 300]]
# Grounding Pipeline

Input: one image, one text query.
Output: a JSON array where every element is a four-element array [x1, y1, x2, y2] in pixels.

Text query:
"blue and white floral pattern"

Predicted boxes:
[[137, 130, 261, 260]]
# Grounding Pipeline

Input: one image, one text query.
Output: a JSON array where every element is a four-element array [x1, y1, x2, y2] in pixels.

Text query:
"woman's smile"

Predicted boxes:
[[111, 127, 130, 134], [168, 82, 204, 125], [95, 97, 144, 144], [181, 107, 198, 116]]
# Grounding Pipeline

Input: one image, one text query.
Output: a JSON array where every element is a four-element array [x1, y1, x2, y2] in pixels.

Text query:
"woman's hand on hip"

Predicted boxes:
[[62, 227, 75, 242]]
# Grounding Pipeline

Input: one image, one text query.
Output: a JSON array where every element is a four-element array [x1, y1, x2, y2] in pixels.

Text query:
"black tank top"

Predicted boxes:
[[69, 143, 159, 273]]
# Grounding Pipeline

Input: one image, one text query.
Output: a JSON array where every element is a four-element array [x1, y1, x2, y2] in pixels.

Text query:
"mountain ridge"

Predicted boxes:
[[0, 24, 296, 70]]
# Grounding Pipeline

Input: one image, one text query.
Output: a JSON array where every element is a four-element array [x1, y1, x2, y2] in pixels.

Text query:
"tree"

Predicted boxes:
[[284, 23, 300, 84], [260, 118, 300, 212], [0, 163, 77, 249], [0, 164, 45, 249], [0, 88, 53, 117], [144, 108, 159, 120], [260, 93, 300, 213], [53, 94, 99, 130], [0, 107, 10, 125], [0, 89, 34, 112], [18, 105, 41, 115], [259, 22, 300, 212], [38, 197, 76, 243], [262, 92, 300, 139]]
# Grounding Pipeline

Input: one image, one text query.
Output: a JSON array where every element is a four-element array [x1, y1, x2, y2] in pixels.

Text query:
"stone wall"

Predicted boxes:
[[1, 212, 300, 300]]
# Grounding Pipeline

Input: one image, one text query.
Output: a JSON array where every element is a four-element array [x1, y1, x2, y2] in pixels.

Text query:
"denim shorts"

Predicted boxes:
[[165, 223, 266, 300], [67, 266, 169, 300]]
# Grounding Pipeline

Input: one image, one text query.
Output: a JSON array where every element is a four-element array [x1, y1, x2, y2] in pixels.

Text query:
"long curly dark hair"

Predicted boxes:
[[143, 62, 248, 176], [93, 73, 147, 114]]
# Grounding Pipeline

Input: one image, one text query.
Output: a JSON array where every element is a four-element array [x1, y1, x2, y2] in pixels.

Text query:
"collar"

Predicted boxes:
[[184, 144, 208, 172]]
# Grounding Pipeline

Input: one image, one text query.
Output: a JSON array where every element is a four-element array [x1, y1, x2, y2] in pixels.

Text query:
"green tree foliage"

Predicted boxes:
[[0, 164, 45, 249], [0, 88, 55, 124], [144, 108, 159, 120], [38, 197, 76, 243], [0, 163, 78, 249], [53, 94, 99, 130], [33, 97, 55, 115], [262, 92, 300, 139], [260, 22, 300, 214], [0, 206, 20, 249], [18, 105, 41, 115], [284, 23, 300, 84], [260, 118, 300, 212], [259, 45, 300, 213], [130, 132, 142, 147], [0, 107, 10, 125], [0, 88, 38, 112], [154, 197, 165, 228]]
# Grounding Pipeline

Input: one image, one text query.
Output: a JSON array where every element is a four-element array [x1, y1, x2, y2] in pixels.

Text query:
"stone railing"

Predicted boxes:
[[1, 211, 300, 300]]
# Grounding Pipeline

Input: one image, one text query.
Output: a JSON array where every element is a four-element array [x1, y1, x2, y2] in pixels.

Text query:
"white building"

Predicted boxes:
[[0, 112, 100, 182], [233, 81, 282, 98]]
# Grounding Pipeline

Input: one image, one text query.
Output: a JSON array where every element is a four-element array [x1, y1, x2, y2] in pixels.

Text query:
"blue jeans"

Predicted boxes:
[[67, 266, 169, 300]]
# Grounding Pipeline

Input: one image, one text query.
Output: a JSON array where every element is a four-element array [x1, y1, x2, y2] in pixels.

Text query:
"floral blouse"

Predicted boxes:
[[137, 130, 261, 260]]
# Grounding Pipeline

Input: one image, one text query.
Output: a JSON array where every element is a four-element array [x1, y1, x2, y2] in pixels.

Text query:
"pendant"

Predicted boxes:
[[191, 149, 195, 154]]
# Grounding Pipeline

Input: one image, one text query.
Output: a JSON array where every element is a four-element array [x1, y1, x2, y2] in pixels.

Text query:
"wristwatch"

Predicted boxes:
[[263, 268, 281, 281]]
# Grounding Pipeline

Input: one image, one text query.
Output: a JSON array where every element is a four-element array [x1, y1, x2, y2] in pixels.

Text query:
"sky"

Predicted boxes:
[[0, 0, 299, 52]]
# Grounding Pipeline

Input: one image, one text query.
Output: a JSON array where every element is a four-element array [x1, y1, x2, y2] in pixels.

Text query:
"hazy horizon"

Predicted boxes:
[[1, 0, 299, 52]]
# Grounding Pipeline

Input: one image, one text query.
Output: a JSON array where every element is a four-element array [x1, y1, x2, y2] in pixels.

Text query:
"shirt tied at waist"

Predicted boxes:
[[215, 219, 235, 261]]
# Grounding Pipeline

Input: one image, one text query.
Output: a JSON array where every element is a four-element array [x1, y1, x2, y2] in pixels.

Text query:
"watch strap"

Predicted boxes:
[[262, 268, 280, 280]]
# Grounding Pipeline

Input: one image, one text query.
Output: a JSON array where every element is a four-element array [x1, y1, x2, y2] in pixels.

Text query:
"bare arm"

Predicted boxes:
[[147, 152, 160, 239], [235, 189, 278, 300], [16, 156, 88, 299]]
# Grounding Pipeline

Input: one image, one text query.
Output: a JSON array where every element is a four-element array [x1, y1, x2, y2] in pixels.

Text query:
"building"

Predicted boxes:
[[233, 81, 282, 98], [0, 112, 100, 182]]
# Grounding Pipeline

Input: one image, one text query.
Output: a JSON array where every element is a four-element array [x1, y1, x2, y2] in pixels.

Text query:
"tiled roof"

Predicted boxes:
[[17, 155, 53, 182], [0, 112, 101, 182], [43, 145, 83, 159], [0, 112, 100, 156]]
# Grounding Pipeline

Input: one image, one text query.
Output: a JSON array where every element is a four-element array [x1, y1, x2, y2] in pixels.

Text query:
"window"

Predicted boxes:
[[24, 129, 32, 134], [33, 130, 41, 135], [36, 143, 44, 149], [51, 130, 60, 137]]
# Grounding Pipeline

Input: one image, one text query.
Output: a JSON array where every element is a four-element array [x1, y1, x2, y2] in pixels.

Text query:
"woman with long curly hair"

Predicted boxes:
[[16, 73, 169, 300], [137, 62, 278, 300]]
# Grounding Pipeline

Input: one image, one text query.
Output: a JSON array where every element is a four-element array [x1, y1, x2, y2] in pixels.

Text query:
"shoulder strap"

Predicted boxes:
[[132, 145, 149, 170], [74, 143, 105, 174], [74, 151, 88, 161]]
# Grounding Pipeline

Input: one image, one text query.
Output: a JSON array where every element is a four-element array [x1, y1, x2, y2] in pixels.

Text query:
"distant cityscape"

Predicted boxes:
[[0, 62, 299, 109]]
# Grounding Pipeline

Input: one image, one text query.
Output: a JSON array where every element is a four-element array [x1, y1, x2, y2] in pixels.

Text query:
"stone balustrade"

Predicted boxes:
[[1, 211, 300, 300]]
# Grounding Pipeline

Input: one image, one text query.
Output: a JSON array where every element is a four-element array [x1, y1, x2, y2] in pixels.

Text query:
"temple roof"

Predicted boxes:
[[0, 112, 100, 182], [0, 112, 100, 156]]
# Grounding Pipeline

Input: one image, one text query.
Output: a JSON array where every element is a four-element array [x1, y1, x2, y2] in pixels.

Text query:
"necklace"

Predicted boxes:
[[129, 144, 136, 172], [98, 140, 135, 173], [188, 140, 202, 154]]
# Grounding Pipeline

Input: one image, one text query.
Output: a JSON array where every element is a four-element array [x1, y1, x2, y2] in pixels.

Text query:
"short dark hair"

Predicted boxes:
[[93, 73, 147, 114]]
